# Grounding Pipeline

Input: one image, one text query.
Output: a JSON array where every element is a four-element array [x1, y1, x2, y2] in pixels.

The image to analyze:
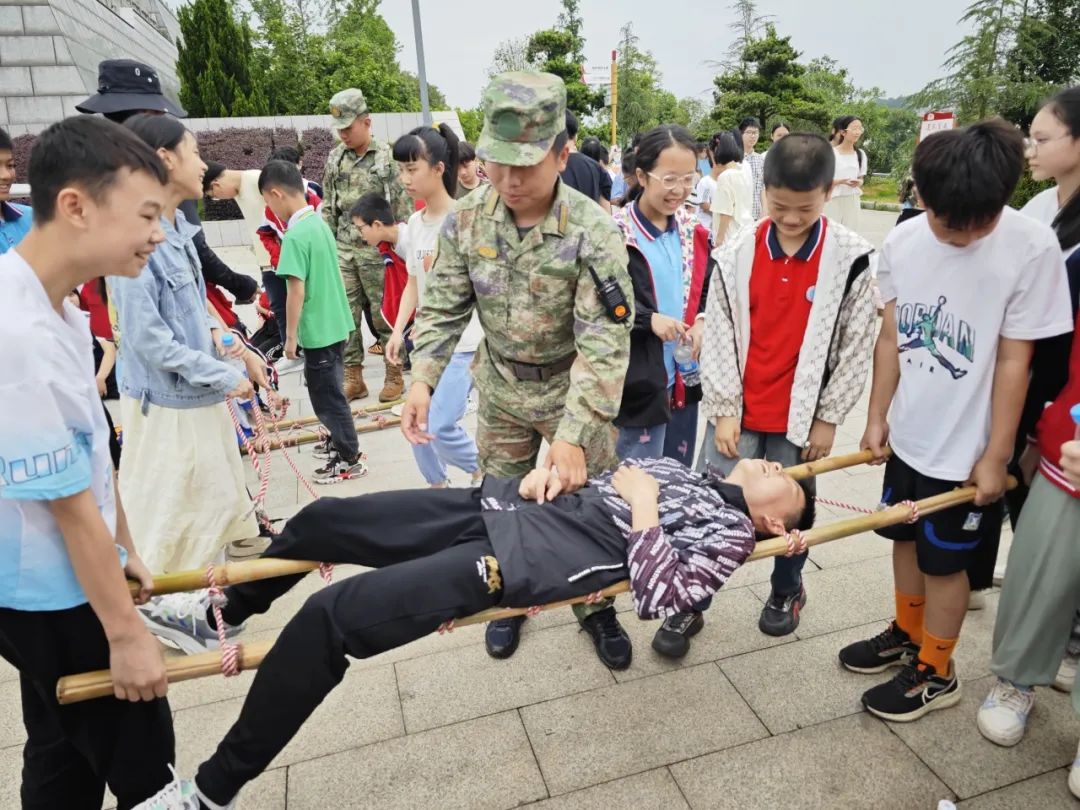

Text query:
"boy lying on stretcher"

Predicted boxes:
[[137, 455, 814, 808]]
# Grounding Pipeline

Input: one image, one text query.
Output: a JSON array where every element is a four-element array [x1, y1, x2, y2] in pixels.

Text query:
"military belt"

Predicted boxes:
[[492, 350, 576, 383]]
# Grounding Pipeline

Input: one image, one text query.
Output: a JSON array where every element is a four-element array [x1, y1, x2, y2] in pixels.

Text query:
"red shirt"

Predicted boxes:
[[78, 280, 113, 341], [742, 218, 826, 433]]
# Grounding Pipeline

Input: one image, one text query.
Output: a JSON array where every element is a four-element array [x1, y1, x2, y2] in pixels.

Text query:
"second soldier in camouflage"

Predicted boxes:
[[404, 71, 636, 670], [322, 88, 413, 402]]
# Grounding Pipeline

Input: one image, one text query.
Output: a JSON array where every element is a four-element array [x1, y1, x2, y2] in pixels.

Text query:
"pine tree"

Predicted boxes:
[[177, 0, 267, 116]]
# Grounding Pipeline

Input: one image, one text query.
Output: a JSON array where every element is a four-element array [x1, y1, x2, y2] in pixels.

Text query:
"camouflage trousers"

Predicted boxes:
[[339, 244, 391, 367], [474, 358, 618, 620]]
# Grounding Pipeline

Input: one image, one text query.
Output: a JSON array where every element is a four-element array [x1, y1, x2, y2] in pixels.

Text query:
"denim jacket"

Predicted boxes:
[[111, 210, 242, 412]]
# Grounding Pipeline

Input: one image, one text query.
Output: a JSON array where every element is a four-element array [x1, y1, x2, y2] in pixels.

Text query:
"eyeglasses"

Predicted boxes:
[[646, 172, 697, 191], [1024, 134, 1071, 154]]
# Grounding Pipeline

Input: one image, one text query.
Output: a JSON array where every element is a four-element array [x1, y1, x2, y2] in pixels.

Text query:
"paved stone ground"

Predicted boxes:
[[2, 210, 1077, 808]]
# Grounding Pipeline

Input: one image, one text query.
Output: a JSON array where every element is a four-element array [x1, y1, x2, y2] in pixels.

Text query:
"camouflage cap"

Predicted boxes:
[[329, 88, 369, 129], [477, 71, 567, 167]]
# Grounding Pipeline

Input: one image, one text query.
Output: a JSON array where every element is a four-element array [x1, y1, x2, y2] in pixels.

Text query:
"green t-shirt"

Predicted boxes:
[[276, 209, 355, 349]]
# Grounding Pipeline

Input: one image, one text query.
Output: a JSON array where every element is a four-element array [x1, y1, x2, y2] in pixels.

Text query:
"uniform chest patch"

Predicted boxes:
[[477, 245, 498, 259]]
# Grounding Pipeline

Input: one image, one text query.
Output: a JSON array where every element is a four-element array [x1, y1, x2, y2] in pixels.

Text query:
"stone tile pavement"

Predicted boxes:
[[2, 210, 1077, 808]]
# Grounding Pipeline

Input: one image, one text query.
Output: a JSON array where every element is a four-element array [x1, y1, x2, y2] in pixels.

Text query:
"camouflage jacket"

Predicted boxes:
[[699, 218, 876, 446], [321, 138, 412, 247], [411, 181, 633, 447]]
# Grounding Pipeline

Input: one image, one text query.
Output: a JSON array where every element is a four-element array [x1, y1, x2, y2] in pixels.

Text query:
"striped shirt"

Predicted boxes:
[[590, 457, 757, 619]]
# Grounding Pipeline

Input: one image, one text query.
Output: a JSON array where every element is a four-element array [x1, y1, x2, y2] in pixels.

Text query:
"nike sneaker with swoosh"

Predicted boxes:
[[861, 659, 961, 722], [838, 621, 920, 674]]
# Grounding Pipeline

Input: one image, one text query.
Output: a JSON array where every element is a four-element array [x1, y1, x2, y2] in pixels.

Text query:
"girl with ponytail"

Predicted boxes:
[[387, 125, 484, 488]]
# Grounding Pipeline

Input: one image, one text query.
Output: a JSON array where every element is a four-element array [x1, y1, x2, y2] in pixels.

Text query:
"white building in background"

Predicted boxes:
[[0, 0, 181, 136]]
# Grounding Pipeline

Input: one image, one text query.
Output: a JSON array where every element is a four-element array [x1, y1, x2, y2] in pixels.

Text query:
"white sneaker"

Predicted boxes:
[[1054, 653, 1078, 693], [274, 356, 305, 376], [138, 592, 244, 655], [977, 677, 1035, 747], [227, 536, 269, 560], [992, 563, 1006, 586], [1069, 738, 1080, 799], [131, 767, 205, 809], [967, 590, 986, 610]]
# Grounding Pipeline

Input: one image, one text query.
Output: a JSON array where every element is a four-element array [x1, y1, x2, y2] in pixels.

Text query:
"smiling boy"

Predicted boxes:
[[0, 127, 32, 252], [0, 116, 180, 807]]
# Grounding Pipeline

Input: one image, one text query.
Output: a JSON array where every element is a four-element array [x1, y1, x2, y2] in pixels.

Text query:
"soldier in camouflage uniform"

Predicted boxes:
[[322, 88, 413, 402], [403, 72, 636, 669]]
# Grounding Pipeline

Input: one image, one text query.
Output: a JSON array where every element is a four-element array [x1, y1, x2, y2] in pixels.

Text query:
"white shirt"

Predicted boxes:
[[711, 167, 753, 243], [1021, 186, 1078, 260], [236, 169, 271, 266], [0, 251, 121, 610], [831, 149, 864, 198], [693, 175, 717, 229], [399, 208, 483, 354], [877, 208, 1073, 480]]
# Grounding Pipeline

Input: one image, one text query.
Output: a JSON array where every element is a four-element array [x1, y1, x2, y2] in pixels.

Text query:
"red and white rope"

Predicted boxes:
[[814, 495, 876, 515], [206, 564, 241, 677], [783, 528, 807, 557]]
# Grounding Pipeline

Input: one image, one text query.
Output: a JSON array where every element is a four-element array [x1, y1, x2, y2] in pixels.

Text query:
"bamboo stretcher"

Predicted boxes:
[[244, 414, 402, 454], [268, 399, 402, 432], [60, 449, 1010, 705]]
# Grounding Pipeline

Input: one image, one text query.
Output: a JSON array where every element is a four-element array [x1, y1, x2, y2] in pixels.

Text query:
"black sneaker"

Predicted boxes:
[[758, 585, 807, 637], [313, 454, 368, 485], [311, 436, 333, 459], [651, 611, 705, 659], [580, 607, 632, 670], [485, 616, 526, 659], [862, 659, 961, 722], [838, 621, 920, 674]]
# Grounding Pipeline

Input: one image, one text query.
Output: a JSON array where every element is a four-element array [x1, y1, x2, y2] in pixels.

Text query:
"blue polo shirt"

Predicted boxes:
[[628, 202, 684, 387], [0, 202, 31, 253]]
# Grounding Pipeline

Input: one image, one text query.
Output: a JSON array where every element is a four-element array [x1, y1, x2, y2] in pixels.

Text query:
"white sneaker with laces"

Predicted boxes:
[[977, 677, 1035, 747], [1054, 653, 1077, 693], [138, 592, 244, 655], [130, 767, 207, 809]]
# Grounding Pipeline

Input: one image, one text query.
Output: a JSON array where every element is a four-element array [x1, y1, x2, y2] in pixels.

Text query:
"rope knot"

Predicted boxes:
[[205, 564, 241, 678], [784, 529, 807, 557], [901, 500, 920, 524]]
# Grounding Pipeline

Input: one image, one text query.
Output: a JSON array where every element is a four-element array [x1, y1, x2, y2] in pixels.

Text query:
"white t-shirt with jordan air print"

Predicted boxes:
[[877, 207, 1073, 481]]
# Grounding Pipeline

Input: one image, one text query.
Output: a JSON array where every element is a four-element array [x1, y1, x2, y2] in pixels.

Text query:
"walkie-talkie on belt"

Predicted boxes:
[[588, 266, 631, 324]]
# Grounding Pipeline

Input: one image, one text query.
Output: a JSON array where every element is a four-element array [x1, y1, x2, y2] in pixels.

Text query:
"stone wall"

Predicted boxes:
[[0, 0, 180, 136]]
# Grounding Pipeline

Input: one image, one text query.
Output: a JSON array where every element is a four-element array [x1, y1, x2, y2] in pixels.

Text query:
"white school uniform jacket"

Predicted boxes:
[[700, 218, 877, 447]]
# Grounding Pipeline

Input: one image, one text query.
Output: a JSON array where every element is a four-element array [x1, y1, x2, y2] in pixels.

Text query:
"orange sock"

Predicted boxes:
[[920, 630, 958, 676], [895, 590, 925, 645]]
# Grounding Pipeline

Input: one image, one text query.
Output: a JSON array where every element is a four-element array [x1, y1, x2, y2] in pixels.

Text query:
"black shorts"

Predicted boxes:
[[874, 454, 1004, 577]]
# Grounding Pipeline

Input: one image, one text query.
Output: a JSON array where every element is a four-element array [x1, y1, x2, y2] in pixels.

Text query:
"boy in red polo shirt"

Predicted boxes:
[[699, 132, 877, 638]]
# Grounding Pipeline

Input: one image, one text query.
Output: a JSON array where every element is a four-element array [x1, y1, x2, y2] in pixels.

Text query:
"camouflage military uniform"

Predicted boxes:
[[411, 180, 631, 477], [410, 74, 632, 626], [322, 89, 412, 368]]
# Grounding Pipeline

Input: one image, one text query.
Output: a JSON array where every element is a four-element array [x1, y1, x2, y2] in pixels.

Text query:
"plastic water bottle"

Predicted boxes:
[[673, 340, 700, 387], [220, 334, 251, 402], [220, 335, 254, 444]]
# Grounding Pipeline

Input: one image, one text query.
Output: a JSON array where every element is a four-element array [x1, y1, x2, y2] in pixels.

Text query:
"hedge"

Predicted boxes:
[[9, 126, 337, 220]]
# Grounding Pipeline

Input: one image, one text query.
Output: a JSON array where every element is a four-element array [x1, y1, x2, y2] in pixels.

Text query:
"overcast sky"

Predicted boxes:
[[379, 0, 974, 109]]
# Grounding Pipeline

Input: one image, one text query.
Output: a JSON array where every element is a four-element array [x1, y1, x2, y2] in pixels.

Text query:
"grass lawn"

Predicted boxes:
[[861, 175, 898, 205]]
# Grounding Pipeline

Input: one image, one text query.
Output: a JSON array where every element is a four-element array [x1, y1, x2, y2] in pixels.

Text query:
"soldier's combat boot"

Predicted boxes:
[[379, 361, 404, 402], [344, 365, 368, 401]]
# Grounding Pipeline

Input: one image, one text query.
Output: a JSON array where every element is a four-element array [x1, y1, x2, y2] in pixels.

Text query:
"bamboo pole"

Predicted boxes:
[[128, 448, 881, 599], [243, 415, 401, 454], [269, 399, 402, 432], [66, 475, 1011, 705]]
